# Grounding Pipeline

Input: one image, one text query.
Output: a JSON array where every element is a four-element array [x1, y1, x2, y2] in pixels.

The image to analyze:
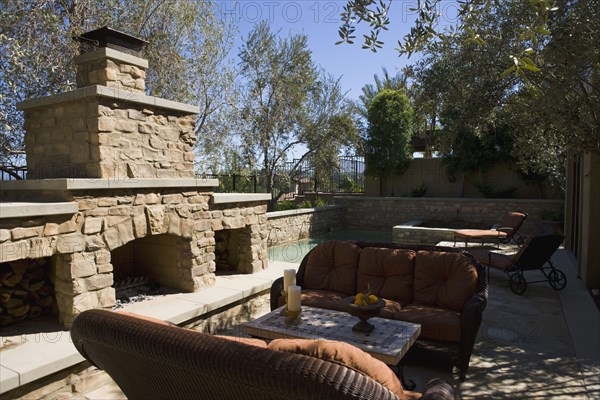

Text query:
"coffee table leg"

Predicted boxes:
[[389, 363, 416, 390]]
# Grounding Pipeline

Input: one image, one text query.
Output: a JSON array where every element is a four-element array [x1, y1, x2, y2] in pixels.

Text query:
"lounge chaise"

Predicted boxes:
[[468, 234, 567, 294], [453, 211, 528, 247]]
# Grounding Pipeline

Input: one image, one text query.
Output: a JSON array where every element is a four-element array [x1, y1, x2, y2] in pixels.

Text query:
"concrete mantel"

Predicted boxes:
[[0, 202, 78, 219], [1, 178, 219, 191], [16, 85, 199, 114], [211, 193, 272, 205]]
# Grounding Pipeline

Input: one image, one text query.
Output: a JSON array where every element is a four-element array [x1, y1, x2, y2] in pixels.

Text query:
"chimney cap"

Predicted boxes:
[[77, 26, 148, 56]]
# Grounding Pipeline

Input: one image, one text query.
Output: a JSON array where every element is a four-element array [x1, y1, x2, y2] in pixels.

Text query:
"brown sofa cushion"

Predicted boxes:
[[413, 251, 477, 311], [396, 305, 462, 342], [303, 240, 361, 295], [268, 338, 408, 399], [357, 247, 416, 305]]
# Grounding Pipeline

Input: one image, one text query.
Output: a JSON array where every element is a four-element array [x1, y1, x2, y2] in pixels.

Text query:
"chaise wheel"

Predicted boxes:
[[509, 273, 527, 295], [548, 269, 567, 291]]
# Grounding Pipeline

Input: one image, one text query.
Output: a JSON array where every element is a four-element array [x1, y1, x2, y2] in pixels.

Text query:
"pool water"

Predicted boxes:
[[268, 230, 391, 263]]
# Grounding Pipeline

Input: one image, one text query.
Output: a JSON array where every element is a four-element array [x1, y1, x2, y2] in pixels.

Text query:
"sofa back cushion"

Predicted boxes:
[[357, 247, 416, 305], [303, 240, 361, 295], [413, 251, 478, 311]]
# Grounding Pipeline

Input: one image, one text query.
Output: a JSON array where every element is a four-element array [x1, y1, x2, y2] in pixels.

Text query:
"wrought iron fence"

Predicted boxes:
[[2, 156, 365, 199], [204, 156, 365, 197], [0, 165, 26, 180], [279, 155, 365, 194]]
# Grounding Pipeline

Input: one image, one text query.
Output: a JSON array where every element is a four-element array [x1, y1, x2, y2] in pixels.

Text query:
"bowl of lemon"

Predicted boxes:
[[343, 289, 385, 334]]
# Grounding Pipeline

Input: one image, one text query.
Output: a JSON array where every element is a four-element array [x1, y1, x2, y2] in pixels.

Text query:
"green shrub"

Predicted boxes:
[[408, 182, 427, 197], [274, 200, 297, 211], [297, 200, 313, 208], [312, 197, 330, 207], [474, 180, 517, 198]]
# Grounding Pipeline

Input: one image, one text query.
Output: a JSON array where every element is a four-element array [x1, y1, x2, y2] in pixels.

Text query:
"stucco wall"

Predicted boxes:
[[366, 158, 562, 199]]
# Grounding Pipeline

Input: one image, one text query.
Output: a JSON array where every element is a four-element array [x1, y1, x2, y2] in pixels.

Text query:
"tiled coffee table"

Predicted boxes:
[[244, 305, 421, 386]]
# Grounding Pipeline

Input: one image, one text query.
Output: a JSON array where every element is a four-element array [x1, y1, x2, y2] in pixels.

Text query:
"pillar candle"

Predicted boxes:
[[283, 269, 296, 291], [287, 285, 301, 312]]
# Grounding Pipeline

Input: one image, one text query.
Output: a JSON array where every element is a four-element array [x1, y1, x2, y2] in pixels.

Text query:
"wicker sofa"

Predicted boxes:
[[71, 309, 455, 400], [270, 240, 488, 381]]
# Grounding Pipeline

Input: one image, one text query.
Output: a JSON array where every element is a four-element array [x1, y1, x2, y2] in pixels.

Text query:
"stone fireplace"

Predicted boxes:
[[0, 27, 270, 328]]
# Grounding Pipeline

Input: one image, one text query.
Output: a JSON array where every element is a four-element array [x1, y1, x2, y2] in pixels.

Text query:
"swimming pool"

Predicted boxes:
[[268, 230, 391, 263]]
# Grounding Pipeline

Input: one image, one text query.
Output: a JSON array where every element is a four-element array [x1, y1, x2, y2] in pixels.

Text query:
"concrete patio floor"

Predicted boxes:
[[51, 248, 600, 399]]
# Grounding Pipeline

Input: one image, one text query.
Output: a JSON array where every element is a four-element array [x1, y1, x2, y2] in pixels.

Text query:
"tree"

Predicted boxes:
[[338, 0, 599, 160], [338, 0, 555, 72], [352, 67, 408, 121], [237, 22, 357, 207], [364, 89, 413, 195], [408, 2, 524, 175], [0, 0, 238, 176]]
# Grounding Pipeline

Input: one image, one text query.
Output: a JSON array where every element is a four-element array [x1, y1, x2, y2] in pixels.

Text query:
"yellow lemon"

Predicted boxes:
[[367, 294, 378, 305], [354, 293, 365, 305]]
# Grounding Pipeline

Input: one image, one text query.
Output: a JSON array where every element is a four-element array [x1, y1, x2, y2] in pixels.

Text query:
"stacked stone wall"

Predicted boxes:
[[334, 196, 564, 237], [76, 57, 145, 92], [266, 206, 344, 246], [23, 100, 196, 179]]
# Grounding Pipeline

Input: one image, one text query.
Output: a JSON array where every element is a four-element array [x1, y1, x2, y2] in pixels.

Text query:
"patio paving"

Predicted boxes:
[[43, 249, 600, 399]]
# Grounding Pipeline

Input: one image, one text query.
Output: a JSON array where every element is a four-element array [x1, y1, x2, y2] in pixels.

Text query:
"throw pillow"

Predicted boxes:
[[268, 338, 405, 399]]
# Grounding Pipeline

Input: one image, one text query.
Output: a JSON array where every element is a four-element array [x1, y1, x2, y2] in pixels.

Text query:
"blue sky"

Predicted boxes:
[[218, 0, 441, 100]]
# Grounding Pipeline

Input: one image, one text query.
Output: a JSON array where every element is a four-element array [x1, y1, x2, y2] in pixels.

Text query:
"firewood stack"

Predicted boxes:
[[0, 259, 54, 326]]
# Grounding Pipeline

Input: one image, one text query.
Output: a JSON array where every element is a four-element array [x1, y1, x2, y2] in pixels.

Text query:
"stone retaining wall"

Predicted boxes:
[[266, 206, 344, 246], [334, 196, 564, 237]]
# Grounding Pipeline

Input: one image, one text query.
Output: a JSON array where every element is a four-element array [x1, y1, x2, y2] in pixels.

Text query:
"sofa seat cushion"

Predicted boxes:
[[268, 338, 409, 399], [357, 247, 416, 305], [303, 240, 361, 296], [413, 251, 478, 311], [298, 289, 348, 312], [396, 305, 461, 342]]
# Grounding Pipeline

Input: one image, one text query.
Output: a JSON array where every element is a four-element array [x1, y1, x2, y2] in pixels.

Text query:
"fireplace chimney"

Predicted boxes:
[[19, 27, 198, 179], [74, 26, 149, 93]]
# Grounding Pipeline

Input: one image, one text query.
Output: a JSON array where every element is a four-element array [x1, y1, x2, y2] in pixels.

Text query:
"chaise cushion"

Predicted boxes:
[[413, 251, 477, 311], [357, 247, 416, 305], [268, 338, 407, 399], [396, 305, 462, 342], [303, 240, 361, 296]]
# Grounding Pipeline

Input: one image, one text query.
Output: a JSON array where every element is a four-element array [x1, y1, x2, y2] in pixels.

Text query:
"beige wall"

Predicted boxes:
[[366, 158, 561, 199]]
